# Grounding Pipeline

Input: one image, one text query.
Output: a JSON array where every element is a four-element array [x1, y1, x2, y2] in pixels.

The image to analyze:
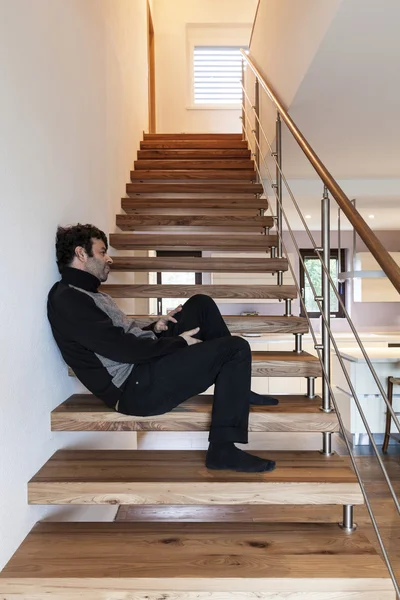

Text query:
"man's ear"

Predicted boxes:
[[74, 246, 87, 262]]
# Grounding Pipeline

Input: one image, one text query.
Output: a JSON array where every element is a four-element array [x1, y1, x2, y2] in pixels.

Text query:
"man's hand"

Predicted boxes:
[[153, 305, 183, 334], [179, 327, 202, 346]]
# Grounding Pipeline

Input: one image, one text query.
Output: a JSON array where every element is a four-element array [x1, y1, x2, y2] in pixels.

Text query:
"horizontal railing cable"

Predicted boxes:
[[242, 106, 400, 596], [241, 82, 400, 434], [241, 100, 400, 514]]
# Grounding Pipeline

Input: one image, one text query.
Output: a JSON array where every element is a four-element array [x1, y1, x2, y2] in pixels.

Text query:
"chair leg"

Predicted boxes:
[[382, 378, 393, 453]]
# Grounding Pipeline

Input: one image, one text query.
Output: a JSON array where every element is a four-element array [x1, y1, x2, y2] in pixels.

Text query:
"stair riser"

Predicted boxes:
[[134, 160, 255, 170], [28, 482, 363, 506], [143, 133, 243, 140], [122, 199, 268, 211], [126, 183, 263, 194], [140, 141, 249, 149], [138, 149, 252, 159], [130, 170, 256, 181]]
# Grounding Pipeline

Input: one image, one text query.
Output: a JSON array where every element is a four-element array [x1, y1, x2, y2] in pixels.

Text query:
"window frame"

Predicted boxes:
[[156, 251, 202, 316], [299, 249, 346, 319]]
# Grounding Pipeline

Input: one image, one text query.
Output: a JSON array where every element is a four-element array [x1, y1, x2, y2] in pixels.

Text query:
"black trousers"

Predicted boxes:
[[118, 294, 252, 443]]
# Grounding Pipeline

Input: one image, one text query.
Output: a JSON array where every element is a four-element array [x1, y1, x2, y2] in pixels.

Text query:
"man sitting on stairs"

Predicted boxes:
[[48, 224, 277, 474]]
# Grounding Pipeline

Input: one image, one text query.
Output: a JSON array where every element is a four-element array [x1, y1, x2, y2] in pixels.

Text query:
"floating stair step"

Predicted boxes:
[[122, 197, 268, 211], [111, 256, 286, 272], [27, 450, 363, 506], [143, 133, 244, 140], [51, 394, 338, 433], [127, 314, 307, 334], [140, 140, 249, 149], [68, 352, 321, 379], [138, 148, 252, 159], [116, 214, 273, 232], [134, 159, 255, 170], [2, 522, 393, 600], [100, 284, 297, 300], [130, 169, 256, 181], [251, 351, 321, 377], [126, 182, 264, 194], [109, 233, 278, 251]]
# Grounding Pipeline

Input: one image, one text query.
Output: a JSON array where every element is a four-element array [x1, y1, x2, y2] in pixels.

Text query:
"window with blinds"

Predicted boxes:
[[193, 46, 244, 105]]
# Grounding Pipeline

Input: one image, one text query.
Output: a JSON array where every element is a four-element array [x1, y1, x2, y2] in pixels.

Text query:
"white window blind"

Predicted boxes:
[[193, 46, 244, 105]]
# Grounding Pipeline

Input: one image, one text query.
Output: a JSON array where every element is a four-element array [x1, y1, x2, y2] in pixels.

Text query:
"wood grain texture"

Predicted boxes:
[[130, 170, 256, 181], [110, 256, 286, 272], [27, 450, 363, 506], [134, 159, 255, 170], [1, 522, 393, 599], [126, 182, 264, 194], [68, 352, 321, 379], [122, 197, 268, 211], [140, 140, 249, 149], [100, 284, 296, 300], [109, 233, 278, 251], [51, 395, 338, 433], [116, 214, 273, 232], [143, 133, 244, 140], [137, 148, 252, 159], [127, 315, 307, 333]]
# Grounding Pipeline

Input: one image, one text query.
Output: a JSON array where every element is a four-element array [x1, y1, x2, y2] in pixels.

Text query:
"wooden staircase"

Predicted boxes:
[[0, 132, 393, 599]]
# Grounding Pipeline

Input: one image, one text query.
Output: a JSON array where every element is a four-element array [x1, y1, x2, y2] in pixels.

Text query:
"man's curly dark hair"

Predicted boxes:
[[55, 224, 108, 273]]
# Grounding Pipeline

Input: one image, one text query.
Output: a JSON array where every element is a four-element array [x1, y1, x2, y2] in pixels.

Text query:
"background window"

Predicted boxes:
[[299, 249, 346, 318], [193, 46, 244, 106], [156, 251, 202, 315]]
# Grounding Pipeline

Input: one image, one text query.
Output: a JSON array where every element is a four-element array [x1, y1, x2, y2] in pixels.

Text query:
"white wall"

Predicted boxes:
[[152, 0, 258, 133], [0, 0, 149, 570]]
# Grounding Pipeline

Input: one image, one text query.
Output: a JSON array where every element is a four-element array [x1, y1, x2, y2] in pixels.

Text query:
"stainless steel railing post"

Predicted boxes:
[[339, 505, 357, 533], [321, 186, 332, 413], [254, 78, 260, 180], [276, 112, 283, 285]]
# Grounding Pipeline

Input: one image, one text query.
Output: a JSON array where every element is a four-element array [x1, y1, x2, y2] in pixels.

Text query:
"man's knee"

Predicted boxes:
[[222, 334, 251, 358], [188, 293, 216, 308]]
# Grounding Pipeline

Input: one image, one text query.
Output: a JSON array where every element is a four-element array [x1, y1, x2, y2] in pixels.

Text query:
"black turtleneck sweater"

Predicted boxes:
[[47, 267, 187, 408]]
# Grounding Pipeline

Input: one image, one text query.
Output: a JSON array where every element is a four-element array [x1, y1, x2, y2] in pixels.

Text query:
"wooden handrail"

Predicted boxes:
[[241, 50, 400, 295]]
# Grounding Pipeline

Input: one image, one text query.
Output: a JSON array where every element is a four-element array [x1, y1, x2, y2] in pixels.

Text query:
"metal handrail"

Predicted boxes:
[[241, 98, 400, 513], [240, 86, 400, 597], [243, 107, 400, 598], [240, 49, 400, 295], [240, 83, 400, 435]]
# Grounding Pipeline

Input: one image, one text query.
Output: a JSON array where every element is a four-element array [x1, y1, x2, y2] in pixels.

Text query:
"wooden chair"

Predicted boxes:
[[382, 376, 400, 452]]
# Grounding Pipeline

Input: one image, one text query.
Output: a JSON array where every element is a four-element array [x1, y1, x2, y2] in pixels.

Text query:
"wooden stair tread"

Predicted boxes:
[[130, 169, 256, 180], [68, 352, 321, 379], [111, 256, 287, 272], [122, 197, 268, 211], [126, 182, 264, 194], [134, 159, 255, 170], [140, 140, 249, 149], [100, 284, 297, 300], [116, 214, 273, 231], [110, 233, 279, 251], [143, 133, 244, 140], [1, 522, 392, 597], [138, 148, 252, 159], [51, 394, 339, 433], [28, 450, 363, 506], [127, 315, 307, 333]]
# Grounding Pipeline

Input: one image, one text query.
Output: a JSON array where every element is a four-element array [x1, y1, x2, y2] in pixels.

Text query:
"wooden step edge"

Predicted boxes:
[[130, 170, 257, 181], [99, 284, 297, 300], [1, 522, 392, 595], [110, 257, 288, 273], [143, 133, 244, 140], [68, 352, 321, 380], [51, 394, 339, 433], [125, 314, 307, 333]]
